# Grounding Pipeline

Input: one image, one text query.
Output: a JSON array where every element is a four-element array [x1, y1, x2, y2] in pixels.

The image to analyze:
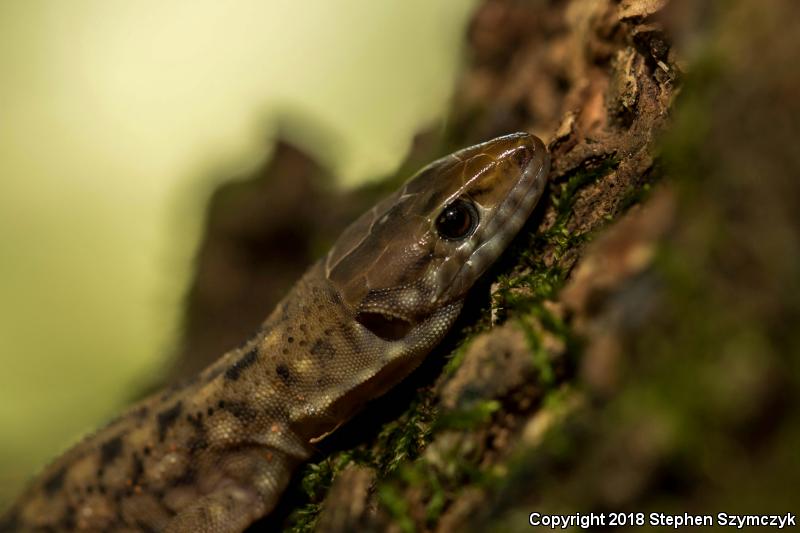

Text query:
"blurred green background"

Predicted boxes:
[[0, 0, 477, 506]]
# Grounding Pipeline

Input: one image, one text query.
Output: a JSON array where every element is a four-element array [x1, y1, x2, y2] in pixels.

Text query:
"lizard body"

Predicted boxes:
[[1, 133, 549, 532]]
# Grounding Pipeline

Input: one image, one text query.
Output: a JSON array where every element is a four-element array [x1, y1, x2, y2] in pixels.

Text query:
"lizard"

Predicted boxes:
[[0, 132, 550, 532]]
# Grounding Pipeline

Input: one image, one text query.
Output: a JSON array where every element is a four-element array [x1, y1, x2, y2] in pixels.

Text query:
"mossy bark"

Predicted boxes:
[[175, 1, 800, 531]]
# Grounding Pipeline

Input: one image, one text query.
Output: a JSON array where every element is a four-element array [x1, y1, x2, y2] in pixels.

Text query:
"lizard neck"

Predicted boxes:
[[197, 260, 461, 451]]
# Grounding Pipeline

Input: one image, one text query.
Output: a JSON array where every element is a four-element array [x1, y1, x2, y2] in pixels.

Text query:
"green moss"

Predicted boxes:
[[493, 264, 565, 311], [378, 439, 498, 529], [285, 451, 358, 533], [285, 503, 322, 533], [434, 399, 501, 431], [553, 157, 619, 225], [370, 394, 437, 476], [421, 468, 447, 524], [378, 483, 417, 533], [517, 317, 556, 387], [618, 181, 653, 212], [494, 156, 620, 308], [395, 462, 449, 526], [442, 338, 474, 375]]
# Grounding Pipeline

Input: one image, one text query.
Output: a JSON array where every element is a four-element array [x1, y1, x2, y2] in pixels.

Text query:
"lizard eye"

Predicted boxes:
[[435, 199, 478, 240]]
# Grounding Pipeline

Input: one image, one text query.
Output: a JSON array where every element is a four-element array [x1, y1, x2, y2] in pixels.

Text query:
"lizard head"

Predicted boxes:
[[325, 132, 549, 340]]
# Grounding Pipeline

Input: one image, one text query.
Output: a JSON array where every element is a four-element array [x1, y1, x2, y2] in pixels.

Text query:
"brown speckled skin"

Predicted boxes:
[[1, 133, 549, 532]]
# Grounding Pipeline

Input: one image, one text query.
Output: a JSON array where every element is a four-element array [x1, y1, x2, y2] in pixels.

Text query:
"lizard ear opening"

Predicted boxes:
[[356, 311, 413, 341]]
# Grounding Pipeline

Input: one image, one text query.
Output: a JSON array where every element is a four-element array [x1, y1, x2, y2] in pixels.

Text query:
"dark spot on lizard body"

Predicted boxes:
[[130, 452, 145, 486], [186, 413, 209, 451], [43, 466, 67, 495], [224, 347, 259, 381], [59, 503, 76, 530], [310, 338, 334, 359], [156, 401, 183, 442], [99, 435, 124, 466], [221, 401, 258, 424], [276, 363, 294, 384]]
